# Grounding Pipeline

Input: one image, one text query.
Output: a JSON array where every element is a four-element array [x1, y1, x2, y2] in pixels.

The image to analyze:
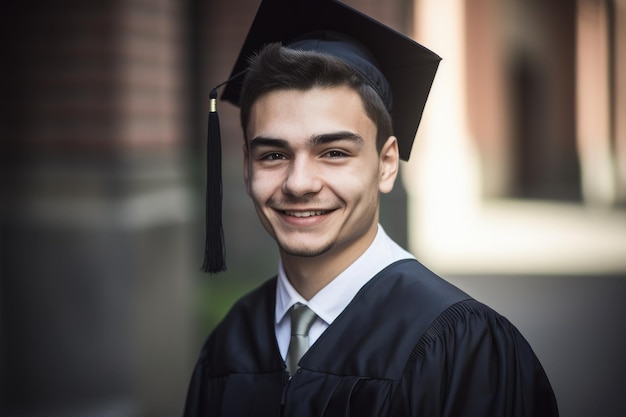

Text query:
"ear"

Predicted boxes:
[[243, 142, 252, 197], [378, 136, 399, 194]]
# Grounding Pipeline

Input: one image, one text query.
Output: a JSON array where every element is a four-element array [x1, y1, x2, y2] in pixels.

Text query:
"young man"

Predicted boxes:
[[184, 0, 559, 416]]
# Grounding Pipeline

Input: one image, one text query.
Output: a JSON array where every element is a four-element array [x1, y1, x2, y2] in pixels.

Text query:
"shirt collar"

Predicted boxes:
[[275, 224, 414, 326]]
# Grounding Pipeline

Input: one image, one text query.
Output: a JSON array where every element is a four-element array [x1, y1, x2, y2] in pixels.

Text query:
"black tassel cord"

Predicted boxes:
[[202, 88, 226, 273]]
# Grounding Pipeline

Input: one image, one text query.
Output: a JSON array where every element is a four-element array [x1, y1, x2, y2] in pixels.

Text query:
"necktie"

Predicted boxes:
[[286, 303, 317, 376]]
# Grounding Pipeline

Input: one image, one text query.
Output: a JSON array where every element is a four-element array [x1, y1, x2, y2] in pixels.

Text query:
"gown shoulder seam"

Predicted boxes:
[[406, 299, 484, 367]]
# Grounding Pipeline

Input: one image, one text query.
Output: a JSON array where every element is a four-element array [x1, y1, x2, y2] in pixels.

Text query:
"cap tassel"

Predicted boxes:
[[202, 88, 226, 273]]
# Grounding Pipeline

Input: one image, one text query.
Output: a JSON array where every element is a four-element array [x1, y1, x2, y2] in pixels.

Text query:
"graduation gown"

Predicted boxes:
[[184, 259, 559, 417]]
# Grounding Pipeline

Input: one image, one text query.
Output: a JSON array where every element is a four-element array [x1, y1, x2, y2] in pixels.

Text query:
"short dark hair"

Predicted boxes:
[[239, 43, 393, 152]]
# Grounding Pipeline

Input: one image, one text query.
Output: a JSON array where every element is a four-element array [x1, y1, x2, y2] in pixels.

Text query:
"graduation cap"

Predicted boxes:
[[203, 0, 441, 273]]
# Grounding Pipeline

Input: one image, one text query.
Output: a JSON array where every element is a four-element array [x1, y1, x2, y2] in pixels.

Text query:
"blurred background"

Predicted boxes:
[[1, 0, 625, 416]]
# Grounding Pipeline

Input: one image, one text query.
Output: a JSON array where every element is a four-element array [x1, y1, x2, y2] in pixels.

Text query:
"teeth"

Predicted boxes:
[[285, 210, 327, 217]]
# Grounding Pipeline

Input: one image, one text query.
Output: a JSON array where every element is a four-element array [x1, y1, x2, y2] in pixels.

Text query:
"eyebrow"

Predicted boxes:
[[310, 131, 364, 147], [249, 131, 364, 150], [248, 137, 289, 149]]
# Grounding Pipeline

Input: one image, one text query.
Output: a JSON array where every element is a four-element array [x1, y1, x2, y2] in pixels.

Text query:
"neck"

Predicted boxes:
[[281, 225, 378, 300]]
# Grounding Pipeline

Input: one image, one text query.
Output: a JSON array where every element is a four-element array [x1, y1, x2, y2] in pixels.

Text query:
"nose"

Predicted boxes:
[[282, 156, 322, 197]]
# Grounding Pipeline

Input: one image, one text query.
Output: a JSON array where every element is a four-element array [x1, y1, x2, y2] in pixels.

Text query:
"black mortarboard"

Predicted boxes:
[[203, 0, 440, 273]]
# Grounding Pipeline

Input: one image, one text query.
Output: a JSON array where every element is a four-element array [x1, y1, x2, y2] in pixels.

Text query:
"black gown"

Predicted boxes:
[[183, 259, 559, 416]]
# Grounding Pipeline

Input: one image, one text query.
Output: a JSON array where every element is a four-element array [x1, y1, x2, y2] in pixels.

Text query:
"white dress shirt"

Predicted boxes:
[[274, 224, 415, 360]]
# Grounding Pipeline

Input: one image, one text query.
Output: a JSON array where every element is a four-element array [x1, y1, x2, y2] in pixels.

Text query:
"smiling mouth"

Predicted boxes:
[[283, 210, 330, 218]]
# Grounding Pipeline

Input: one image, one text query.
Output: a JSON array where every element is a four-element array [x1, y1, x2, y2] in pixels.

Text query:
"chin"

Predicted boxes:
[[278, 242, 333, 258]]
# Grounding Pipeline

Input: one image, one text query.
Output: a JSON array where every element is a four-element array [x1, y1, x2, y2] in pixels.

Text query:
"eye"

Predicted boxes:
[[261, 152, 287, 161], [323, 150, 348, 159]]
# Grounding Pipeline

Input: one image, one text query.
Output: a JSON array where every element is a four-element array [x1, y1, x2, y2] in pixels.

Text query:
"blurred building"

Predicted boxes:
[[1, 1, 196, 416], [408, 0, 626, 275], [1, 0, 625, 417]]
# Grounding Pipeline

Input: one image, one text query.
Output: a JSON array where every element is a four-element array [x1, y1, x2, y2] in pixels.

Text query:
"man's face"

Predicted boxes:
[[243, 85, 398, 265]]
